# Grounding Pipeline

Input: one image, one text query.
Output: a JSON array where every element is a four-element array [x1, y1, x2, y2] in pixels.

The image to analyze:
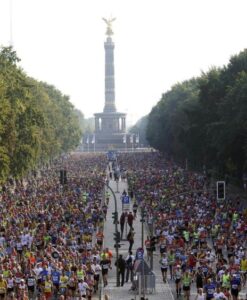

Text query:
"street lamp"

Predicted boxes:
[[140, 207, 146, 249], [96, 176, 121, 287]]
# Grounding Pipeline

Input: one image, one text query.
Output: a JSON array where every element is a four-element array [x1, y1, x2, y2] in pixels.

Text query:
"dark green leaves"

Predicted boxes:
[[146, 49, 247, 179], [0, 46, 82, 182]]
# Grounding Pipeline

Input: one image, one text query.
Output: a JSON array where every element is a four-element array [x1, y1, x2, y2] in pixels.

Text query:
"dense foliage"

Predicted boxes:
[[129, 115, 149, 147], [146, 49, 247, 180], [0, 47, 82, 182]]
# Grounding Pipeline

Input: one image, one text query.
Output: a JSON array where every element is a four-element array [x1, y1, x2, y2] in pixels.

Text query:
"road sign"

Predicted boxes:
[[107, 150, 117, 161], [122, 195, 130, 211], [136, 248, 144, 260], [122, 196, 130, 204]]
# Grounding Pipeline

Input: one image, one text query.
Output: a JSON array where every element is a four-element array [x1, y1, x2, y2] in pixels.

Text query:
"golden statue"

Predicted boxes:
[[102, 17, 116, 36]]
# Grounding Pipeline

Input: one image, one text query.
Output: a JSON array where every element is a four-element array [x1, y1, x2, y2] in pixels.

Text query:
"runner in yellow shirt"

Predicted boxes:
[[0, 274, 7, 299], [44, 276, 53, 300], [240, 256, 247, 286]]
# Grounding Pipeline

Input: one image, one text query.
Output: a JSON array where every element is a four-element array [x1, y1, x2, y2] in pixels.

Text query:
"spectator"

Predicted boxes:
[[127, 212, 134, 229], [127, 228, 135, 252], [133, 202, 138, 219], [115, 255, 126, 287], [120, 212, 127, 240], [125, 251, 135, 283]]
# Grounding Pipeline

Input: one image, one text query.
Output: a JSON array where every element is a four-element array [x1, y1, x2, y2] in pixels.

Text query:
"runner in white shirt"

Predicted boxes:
[[7, 276, 15, 298], [213, 286, 227, 299], [27, 234, 33, 249], [194, 288, 206, 300], [92, 261, 101, 292], [78, 279, 89, 298], [174, 265, 182, 297], [159, 253, 168, 282], [0, 236, 5, 247], [21, 233, 28, 247]]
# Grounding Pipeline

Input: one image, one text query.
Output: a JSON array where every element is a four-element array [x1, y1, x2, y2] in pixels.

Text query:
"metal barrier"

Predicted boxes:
[[134, 272, 156, 295]]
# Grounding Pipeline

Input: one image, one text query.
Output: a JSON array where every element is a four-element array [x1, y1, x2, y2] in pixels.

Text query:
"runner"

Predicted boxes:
[[91, 259, 101, 292], [78, 278, 90, 299], [96, 230, 104, 250], [230, 274, 241, 300], [133, 202, 138, 219], [204, 278, 216, 300], [100, 255, 111, 287], [159, 253, 168, 283], [182, 270, 192, 300], [145, 236, 152, 262], [0, 275, 7, 300], [213, 286, 227, 299], [174, 265, 182, 297], [195, 288, 206, 300]]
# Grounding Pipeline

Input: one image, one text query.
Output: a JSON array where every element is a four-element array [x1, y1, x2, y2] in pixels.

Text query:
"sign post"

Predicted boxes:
[[122, 195, 130, 211], [216, 181, 225, 201], [136, 247, 145, 300], [136, 248, 144, 260]]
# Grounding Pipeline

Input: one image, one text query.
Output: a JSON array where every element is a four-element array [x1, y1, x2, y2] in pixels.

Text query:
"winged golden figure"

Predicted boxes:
[[102, 17, 116, 36]]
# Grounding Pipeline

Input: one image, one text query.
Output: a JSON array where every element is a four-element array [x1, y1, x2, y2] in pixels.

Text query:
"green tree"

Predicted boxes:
[[0, 46, 83, 182], [129, 115, 149, 146], [146, 48, 247, 180]]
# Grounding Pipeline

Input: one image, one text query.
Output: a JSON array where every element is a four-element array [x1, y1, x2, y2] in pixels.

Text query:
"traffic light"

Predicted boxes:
[[114, 231, 121, 243], [63, 170, 67, 184], [112, 212, 118, 224], [217, 181, 225, 200], [60, 170, 67, 185], [113, 231, 121, 248], [140, 209, 147, 223], [60, 170, 64, 185]]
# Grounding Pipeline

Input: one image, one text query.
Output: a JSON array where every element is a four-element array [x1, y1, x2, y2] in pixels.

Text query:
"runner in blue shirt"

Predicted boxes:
[[40, 267, 48, 283], [51, 269, 61, 297], [204, 279, 216, 300], [51, 269, 60, 286], [230, 274, 240, 300]]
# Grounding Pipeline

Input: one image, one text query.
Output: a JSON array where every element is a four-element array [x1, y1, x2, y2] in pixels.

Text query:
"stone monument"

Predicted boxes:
[[93, 17, 127, 151]]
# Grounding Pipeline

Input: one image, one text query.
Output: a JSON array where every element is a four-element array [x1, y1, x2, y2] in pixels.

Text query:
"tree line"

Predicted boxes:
[[145, 49, 247, 181], [0, 47, 83, 183]]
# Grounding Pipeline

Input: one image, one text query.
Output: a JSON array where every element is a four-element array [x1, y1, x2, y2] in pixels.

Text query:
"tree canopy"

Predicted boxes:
[[146, 49, 247, 180], [129, 115, 149, 147], [0, 47, 82, 182]]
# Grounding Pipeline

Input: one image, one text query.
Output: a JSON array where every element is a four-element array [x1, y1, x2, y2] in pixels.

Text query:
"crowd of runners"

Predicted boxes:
[[116, 152, 247, 300], [0, 151, 246, 300], [0, 154, 113, 300]]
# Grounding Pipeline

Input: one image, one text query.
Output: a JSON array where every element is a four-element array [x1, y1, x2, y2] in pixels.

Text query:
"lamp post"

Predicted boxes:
[[109, 187, 120, 287], [150, 222, 154, 271], [139, 207, 147, 300], [140, 207, 146, 249]]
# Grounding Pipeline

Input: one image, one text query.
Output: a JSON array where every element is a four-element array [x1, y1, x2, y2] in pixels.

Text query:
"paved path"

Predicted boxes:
[[101, 178, 175, 300]]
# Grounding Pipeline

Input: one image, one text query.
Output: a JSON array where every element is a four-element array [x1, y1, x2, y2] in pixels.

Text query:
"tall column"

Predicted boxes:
[[103, 37, 116, 113], [103, 21, 117, 113]]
